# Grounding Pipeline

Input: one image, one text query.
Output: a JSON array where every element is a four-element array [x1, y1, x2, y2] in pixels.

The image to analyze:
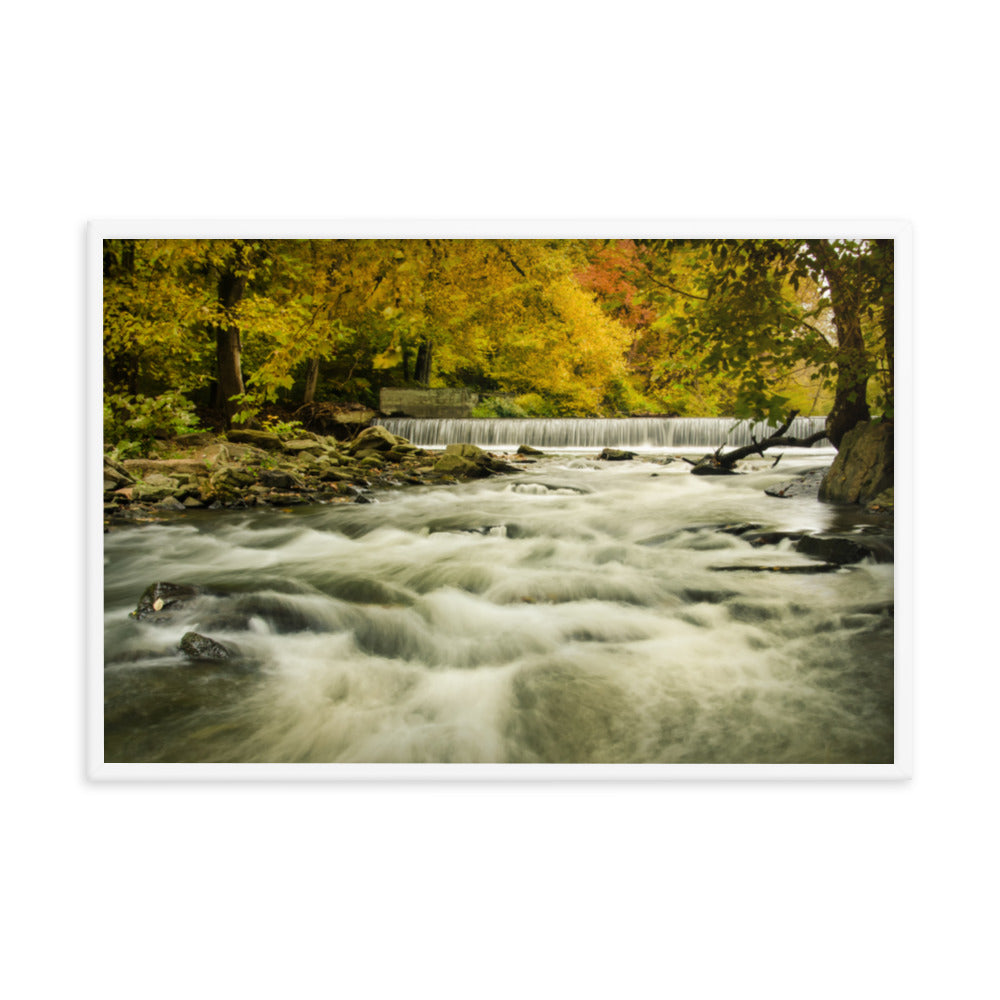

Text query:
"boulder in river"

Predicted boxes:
[[598, 448, 635, 461], [818, 420, 893, 504], [795, 532, 893, 565], [434, 443, 518, 479], [179, 631, 232, 662], [764, 468, 827, 498], [131, 582, 201, 621]]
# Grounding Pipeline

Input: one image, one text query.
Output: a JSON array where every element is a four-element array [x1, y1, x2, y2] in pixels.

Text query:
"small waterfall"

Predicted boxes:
[[376, 416, 830, 450]]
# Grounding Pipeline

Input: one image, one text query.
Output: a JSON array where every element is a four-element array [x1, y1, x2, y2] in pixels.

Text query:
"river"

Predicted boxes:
[[103, 446, 893, 765]]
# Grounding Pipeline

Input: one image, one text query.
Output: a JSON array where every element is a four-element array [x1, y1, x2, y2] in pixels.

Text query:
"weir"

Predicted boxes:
[[376, 416, 830, 451]]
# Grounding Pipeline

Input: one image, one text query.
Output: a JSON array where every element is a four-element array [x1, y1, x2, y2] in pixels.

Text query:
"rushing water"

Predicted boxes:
[[377, 416, 831, 451], [103, 453, 892, 764]]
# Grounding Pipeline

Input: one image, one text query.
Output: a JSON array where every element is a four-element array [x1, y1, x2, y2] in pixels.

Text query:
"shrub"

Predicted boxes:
[[104, 392, 202, 456]]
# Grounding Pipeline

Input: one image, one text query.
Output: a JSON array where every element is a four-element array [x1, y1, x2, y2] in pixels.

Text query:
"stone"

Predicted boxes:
[[444, 442, 486, 460], [795, 533, 893, 565], [179, 632, 232, 661], [258, 469, 302, 489], [142, 473, 176, 487], [818, 421, 893, 504], [764, 469, 827, 499], [171, 431, 215, 448], [226, 429, 284, 452], [433, 453, 488, 477], [209, 466, 256, 492], [347, 424, 399, 454], [282, 438, 324, 455], [517, 444, 544, 456], [131, 582, 201, 621], [131, 480, 182, 503], [866, 488, 894, 513], [103, 457, 134, 488], [598, 448, 635, 461], [156, 496, 186, 512]]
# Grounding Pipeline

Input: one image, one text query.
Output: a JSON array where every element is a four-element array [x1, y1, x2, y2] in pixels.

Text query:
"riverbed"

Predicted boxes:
[[103, 453, 893, 764]]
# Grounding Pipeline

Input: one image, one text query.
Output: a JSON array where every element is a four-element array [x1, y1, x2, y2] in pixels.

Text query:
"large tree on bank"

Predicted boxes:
[[637, 238, 894, 447]]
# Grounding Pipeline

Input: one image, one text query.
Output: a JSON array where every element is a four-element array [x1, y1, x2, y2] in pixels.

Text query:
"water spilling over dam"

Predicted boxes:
[[376, 415, 830, 451]]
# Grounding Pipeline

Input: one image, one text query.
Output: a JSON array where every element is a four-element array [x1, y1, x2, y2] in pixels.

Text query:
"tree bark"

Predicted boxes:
[[213, 246, 248, 425], [302, 356, 320, 404], [873, 238, 894, 408], [415, 340, 433, 385], [692, 410, 827, 472], [807, 240, 870, 448]]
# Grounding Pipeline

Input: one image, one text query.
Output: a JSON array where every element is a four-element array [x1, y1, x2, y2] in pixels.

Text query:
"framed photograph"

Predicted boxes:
[[89, 221, 910, 780]]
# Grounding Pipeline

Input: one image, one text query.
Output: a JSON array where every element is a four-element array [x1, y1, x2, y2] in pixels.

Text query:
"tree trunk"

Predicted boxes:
[[302, 356, 320, 404], [415, 339, 433, 385], [215, 325, 245, 422], [213, 248, 248, 425], [873, 238, 894, 409], [807, 241, 870, 448]]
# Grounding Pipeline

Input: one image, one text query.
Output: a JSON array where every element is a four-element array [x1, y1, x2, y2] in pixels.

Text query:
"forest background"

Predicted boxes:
[[103, 236, 893, 453]]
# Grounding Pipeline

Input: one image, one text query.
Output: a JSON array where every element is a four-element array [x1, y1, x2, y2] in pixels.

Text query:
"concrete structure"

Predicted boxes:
[[379, 388, 479, 419]]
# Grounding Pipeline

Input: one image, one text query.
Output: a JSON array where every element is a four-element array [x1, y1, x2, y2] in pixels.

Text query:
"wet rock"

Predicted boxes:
[[764, 468, 828, 498], [179, 631, 232, 661], [690, 457, 737, 476], [433, 443, 497, 479], [711, 563, 842, 574], [717, 522, 764, 536], [866, 488, 894, 513], [598, 448, 635, 461], [795, 533, 893, 565], [819, 420, 893, 504], [156, 496, 186, 512], [743, 529, 807, 547], [517, 444, 544, 456], [131, 582, 201, 621]]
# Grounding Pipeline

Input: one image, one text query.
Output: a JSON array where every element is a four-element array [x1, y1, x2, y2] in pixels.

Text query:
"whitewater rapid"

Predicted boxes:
[[103, 453, 893, 764]]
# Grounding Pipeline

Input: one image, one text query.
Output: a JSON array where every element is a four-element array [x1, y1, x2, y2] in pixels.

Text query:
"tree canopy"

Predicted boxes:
[[103, 236, 893, 445]]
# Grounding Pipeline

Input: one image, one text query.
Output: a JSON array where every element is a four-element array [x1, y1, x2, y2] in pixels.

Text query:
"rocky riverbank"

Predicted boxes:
[[103, 425, 526, 529]]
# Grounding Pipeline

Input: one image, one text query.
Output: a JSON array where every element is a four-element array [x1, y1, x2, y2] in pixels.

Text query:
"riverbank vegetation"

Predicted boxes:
[[103, 237, 893, 456]]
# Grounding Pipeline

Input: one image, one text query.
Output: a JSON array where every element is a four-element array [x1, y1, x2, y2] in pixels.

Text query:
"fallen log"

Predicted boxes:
[[691, 410, 828, 474]]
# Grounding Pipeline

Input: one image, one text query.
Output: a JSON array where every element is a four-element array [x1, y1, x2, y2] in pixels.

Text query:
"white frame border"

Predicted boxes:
[[88, 219, 912, 782]]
